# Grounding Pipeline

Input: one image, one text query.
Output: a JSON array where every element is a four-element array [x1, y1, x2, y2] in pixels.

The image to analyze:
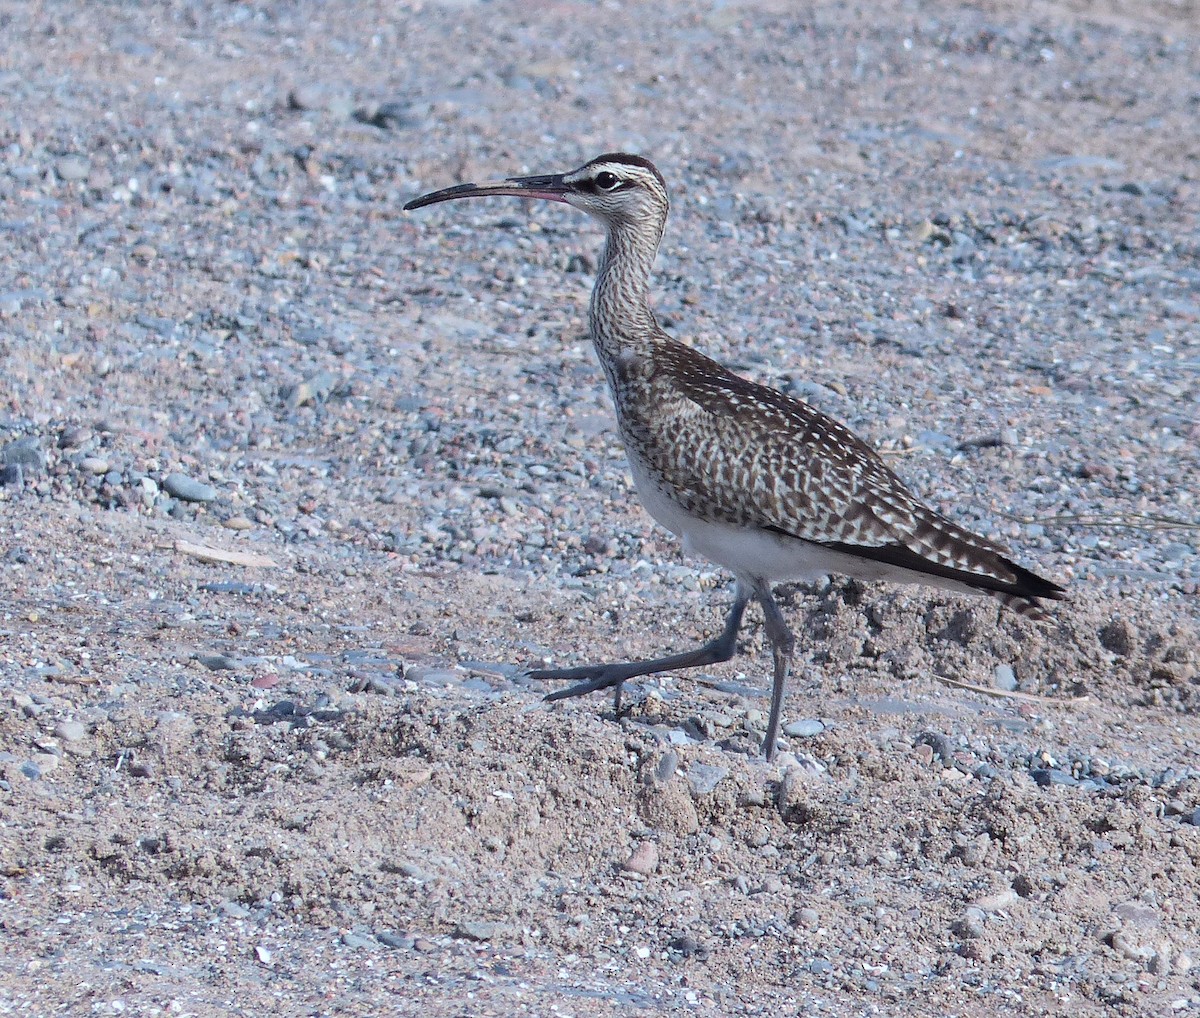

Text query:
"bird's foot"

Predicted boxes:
[[530, 662, 644, 716], [531, 663, 627, 699]]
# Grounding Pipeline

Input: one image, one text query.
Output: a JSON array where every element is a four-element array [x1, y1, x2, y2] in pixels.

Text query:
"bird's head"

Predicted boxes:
[[404, 153, 669, 237]]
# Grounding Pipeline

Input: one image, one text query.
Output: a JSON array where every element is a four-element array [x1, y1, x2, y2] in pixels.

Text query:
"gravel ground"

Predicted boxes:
[[1, 0, 1198, 1014]]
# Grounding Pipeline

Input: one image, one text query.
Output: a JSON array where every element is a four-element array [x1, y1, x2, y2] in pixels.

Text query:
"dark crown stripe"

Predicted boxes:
[[585, 152, 666, 190]]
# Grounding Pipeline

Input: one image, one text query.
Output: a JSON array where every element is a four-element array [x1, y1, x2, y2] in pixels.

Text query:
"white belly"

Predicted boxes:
[[625, 453, 980, 596], [626, 455, 832, 582]]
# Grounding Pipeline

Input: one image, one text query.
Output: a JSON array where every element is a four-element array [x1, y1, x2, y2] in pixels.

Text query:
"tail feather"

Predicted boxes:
[[821, 537, 1067, 612]]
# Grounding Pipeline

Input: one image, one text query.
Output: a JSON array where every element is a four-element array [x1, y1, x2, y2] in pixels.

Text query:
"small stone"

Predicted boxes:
[[973, 888, 1018, 911], [667, 934, 708, 959], [288, 84, 328, 111], [163, 472, 217, 503], [652, 750, 678, 785], [289, 371, 338, 407], [453, 920, 500, 942], [56, 155, 91, 181], [79, 456, 110, 475], [1079, 461, 1117, 480], [253, 945, 273, 964], [623, 841, 659, 875], [2, 437, 44, 471], [918, 732, 955, 763], [58, 426, 92, 449], [993, 664, 1017, 691], [54, 721, 88, 742], [224, 516, 253, 531], [1031, 768, 1077, 787], [783, 718, 824, 738], [1098, 619, 1136, 657], [404, 666, 461, 687], [794, 907, 820, 928], [953, 908, 986, 939], [683, 763, 729, 796], [197, 654, 240, 671], [1111, 930, 1157, 962], [777, 764, 820, 823]]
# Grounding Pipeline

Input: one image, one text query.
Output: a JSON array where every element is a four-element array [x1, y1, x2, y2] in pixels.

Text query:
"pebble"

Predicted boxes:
[[918, 732, 955, 764], [683, 763, 729, 796], [777, 764, 819, 821], [795, 907, 820, 928], [993, 664, 1018, 691], [55, 155, 90, 181], [453, 920, 500, 942], [57, 426, 92, 449], [953, 909, 986, 939], [2, 437, 44, 471], [375, 930, 415, 950], [1098, 619, 1136, 657], [79, 456, 110, 475], [197, 653, 240, 671], [404, 666, 462, 687], [163, 472, 217, 503], [783, 718, 825, 738], [54, 721, 88, 742], [289, 371, 338, 407], [667, 934, 708, 959], [652, 750, 679, 785], [1031, 768, 1078, 788], [623, 841, 659, 875], [973, 888, 1019, 912]]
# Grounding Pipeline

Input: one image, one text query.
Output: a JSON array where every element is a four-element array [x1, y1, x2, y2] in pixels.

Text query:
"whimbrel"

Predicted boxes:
[[405, 153, 1065, 760]]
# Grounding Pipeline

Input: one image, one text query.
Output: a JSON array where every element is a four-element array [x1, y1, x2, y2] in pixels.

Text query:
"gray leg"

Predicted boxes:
[[753, 578, 796, 761], [537, 582, 752, 712]]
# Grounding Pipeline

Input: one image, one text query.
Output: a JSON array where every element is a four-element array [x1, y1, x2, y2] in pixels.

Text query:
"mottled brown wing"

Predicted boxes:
[[653, 343, 1064, 603]]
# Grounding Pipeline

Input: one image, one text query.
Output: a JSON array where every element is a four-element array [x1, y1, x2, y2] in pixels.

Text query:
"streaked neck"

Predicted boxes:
[[589, 223, 663, 361]]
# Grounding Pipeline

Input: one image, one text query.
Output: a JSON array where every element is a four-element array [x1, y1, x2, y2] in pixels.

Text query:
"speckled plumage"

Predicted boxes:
[[575, 155, 1062, 617], [405, 152, 1066, 759]]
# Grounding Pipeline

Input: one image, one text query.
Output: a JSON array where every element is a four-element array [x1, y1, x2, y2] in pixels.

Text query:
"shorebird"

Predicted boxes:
[[404, 153, 1066, 760]]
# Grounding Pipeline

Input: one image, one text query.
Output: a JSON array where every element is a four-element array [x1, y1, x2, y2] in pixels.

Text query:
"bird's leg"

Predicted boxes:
[[537, 582, 752, 713], [753, 578, 797, 762]]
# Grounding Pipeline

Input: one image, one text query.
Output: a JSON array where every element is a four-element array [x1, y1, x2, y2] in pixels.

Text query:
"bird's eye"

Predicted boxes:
[[594, 171, 620, 191]]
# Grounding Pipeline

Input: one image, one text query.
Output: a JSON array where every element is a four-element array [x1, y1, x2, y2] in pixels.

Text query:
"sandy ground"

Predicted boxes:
[[1, 0, 1198, 1014]]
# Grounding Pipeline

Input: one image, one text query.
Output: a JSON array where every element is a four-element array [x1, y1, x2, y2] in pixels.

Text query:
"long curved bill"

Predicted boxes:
[[403, 173, 569, 211]]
